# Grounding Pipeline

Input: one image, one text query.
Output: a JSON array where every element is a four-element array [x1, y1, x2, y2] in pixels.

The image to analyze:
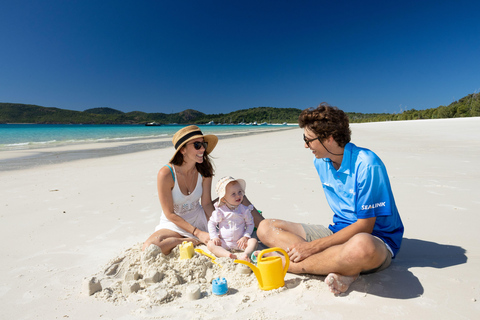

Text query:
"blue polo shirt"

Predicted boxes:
[[313, 143, 404, 257]]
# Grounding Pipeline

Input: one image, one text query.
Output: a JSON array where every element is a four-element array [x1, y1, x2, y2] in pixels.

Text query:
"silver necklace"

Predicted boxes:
[[182, 170, 196, 195]]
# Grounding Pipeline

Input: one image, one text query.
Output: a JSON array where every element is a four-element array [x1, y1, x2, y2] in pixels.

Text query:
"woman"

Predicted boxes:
[[143, 125, 263, 254], [142, 125, 218, 254]]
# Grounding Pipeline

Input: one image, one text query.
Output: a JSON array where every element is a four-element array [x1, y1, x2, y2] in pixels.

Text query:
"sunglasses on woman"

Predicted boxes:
[[189, 141, 208, 150]]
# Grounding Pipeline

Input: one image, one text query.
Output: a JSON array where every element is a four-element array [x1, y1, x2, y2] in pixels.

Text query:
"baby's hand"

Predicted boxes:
[[236, 236, 249, 250], [212, 238, 222, 246]]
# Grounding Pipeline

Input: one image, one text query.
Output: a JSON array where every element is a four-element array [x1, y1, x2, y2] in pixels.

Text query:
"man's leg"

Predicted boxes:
[[258, 220, 390, 294], [256, 218, 307, 249], [289, 233, 389, 294]]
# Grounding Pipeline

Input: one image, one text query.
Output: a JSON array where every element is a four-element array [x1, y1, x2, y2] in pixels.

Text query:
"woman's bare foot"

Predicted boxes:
[[325, 273, 358, 295], [183, 237, 201, 246]]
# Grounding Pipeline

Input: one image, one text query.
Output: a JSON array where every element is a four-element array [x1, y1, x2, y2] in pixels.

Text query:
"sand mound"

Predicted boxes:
[[85, 243, 270, 307]]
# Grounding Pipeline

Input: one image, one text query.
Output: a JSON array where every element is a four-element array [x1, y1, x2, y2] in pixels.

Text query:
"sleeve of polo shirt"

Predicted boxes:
[[356, 163, 392, 219]]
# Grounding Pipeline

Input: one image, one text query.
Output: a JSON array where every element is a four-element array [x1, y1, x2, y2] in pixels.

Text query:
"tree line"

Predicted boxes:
[[1, 92, 479, 125]]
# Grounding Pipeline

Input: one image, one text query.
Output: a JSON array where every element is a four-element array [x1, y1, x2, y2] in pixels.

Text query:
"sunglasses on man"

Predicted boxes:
[[303, 134, 320, 147], [303, 134, 344, 156]]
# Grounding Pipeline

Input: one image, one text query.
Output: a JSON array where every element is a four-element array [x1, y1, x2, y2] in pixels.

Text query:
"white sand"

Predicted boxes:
[[1, 117, 479, 319]]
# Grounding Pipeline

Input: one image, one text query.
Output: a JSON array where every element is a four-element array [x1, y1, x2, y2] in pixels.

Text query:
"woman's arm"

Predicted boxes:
[[201, 176, 214, 220]]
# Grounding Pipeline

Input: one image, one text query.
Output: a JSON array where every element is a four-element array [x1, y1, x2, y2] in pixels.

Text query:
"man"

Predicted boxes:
[[257, 103, 404, 294]]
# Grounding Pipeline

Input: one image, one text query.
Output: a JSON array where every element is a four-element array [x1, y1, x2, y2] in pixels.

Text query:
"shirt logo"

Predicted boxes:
[[361, 202, 386, 210]]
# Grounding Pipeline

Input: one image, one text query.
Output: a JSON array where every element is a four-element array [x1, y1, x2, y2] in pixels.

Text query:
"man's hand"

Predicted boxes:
[[287, 242, 317, 263]]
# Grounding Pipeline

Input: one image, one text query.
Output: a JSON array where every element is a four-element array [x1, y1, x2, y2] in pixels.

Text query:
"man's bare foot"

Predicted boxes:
[[325, 273, 358, 295]]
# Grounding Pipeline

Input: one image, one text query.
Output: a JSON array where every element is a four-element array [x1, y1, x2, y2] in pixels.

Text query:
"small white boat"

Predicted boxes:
[[145, 122, 161, 126]]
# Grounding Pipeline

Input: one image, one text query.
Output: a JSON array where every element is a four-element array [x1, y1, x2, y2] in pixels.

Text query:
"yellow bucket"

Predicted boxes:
[[235, 247, 289, 290], [179, 241, 194, 260]]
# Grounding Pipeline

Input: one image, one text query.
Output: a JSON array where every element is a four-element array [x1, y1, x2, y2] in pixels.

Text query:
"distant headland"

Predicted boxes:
[[1, 92, 478, 124]]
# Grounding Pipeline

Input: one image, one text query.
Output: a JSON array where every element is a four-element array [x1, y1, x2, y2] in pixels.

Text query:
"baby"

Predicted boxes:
[[207, 176, 257, 261]]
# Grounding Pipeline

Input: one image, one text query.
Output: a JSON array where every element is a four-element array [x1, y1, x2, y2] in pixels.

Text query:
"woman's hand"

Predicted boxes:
[[196, 230, 210, 244]]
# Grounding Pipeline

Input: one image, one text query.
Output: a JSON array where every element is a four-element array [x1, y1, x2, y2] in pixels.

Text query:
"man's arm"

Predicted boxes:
[[288, 217, 376, 263]]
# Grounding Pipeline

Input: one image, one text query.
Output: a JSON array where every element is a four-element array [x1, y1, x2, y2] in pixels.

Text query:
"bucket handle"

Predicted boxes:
[[258, 247, 290, 277]]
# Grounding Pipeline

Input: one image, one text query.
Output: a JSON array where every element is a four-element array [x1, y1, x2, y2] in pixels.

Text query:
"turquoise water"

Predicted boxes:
[[0, 124, 293, 150]]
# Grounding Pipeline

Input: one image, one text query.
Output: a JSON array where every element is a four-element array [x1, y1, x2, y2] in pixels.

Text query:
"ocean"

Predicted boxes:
[[0, 123, 294, 151], [0, 124, 295, 171]]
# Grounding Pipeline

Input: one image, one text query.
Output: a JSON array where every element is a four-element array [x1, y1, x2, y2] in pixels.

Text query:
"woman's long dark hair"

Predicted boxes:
[[170, 149, 215, 178]]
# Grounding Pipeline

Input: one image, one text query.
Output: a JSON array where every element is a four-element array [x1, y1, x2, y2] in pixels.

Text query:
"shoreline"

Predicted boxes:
[[0, 126, 295, 172]]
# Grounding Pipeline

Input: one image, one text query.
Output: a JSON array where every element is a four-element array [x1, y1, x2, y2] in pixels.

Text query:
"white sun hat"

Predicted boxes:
[[215, 176, 246, 200]]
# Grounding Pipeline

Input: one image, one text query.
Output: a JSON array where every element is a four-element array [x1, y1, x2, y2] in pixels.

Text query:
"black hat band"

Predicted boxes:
[[174, 130, 203, 150]]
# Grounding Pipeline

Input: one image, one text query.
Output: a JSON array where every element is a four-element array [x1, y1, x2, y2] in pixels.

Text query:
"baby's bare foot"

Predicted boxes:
[[236, 252, 250, 262], [325, 273, 358, 295]]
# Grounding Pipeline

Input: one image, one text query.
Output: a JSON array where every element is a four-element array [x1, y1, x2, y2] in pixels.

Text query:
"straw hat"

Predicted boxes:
[[215, 176, 246, 200], [170, 125, 218, 162]]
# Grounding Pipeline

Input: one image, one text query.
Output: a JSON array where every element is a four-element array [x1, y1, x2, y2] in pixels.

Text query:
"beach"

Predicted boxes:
[[1, 117, 479, 319]]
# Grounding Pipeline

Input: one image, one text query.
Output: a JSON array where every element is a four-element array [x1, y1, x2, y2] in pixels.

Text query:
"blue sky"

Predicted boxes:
[[1, 0, 479, 114]]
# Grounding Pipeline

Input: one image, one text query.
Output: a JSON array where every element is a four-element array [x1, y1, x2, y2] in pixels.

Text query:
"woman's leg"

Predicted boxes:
[[142, 229, 200, 254]]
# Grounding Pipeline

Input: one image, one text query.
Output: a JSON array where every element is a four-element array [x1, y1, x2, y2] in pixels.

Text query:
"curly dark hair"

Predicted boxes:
[[170, 150, 215, 178], [298, 103, 351, 147]]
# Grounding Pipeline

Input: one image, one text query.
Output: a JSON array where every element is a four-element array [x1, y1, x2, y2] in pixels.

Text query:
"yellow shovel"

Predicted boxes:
[[194, 248, 222, 267]]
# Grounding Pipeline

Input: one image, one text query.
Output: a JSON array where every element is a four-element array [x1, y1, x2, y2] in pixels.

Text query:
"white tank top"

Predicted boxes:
[[155, 165, 208, 237], [171, 165, 203, 215]]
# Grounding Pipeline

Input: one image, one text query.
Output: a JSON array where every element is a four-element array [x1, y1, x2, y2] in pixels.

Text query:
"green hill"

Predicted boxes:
[[84, 107, 124, 115], [1, 92, 479, 124], [346, 92, 480, 122], [0, 103, 105, 124], [0, 103, 301, 124]]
